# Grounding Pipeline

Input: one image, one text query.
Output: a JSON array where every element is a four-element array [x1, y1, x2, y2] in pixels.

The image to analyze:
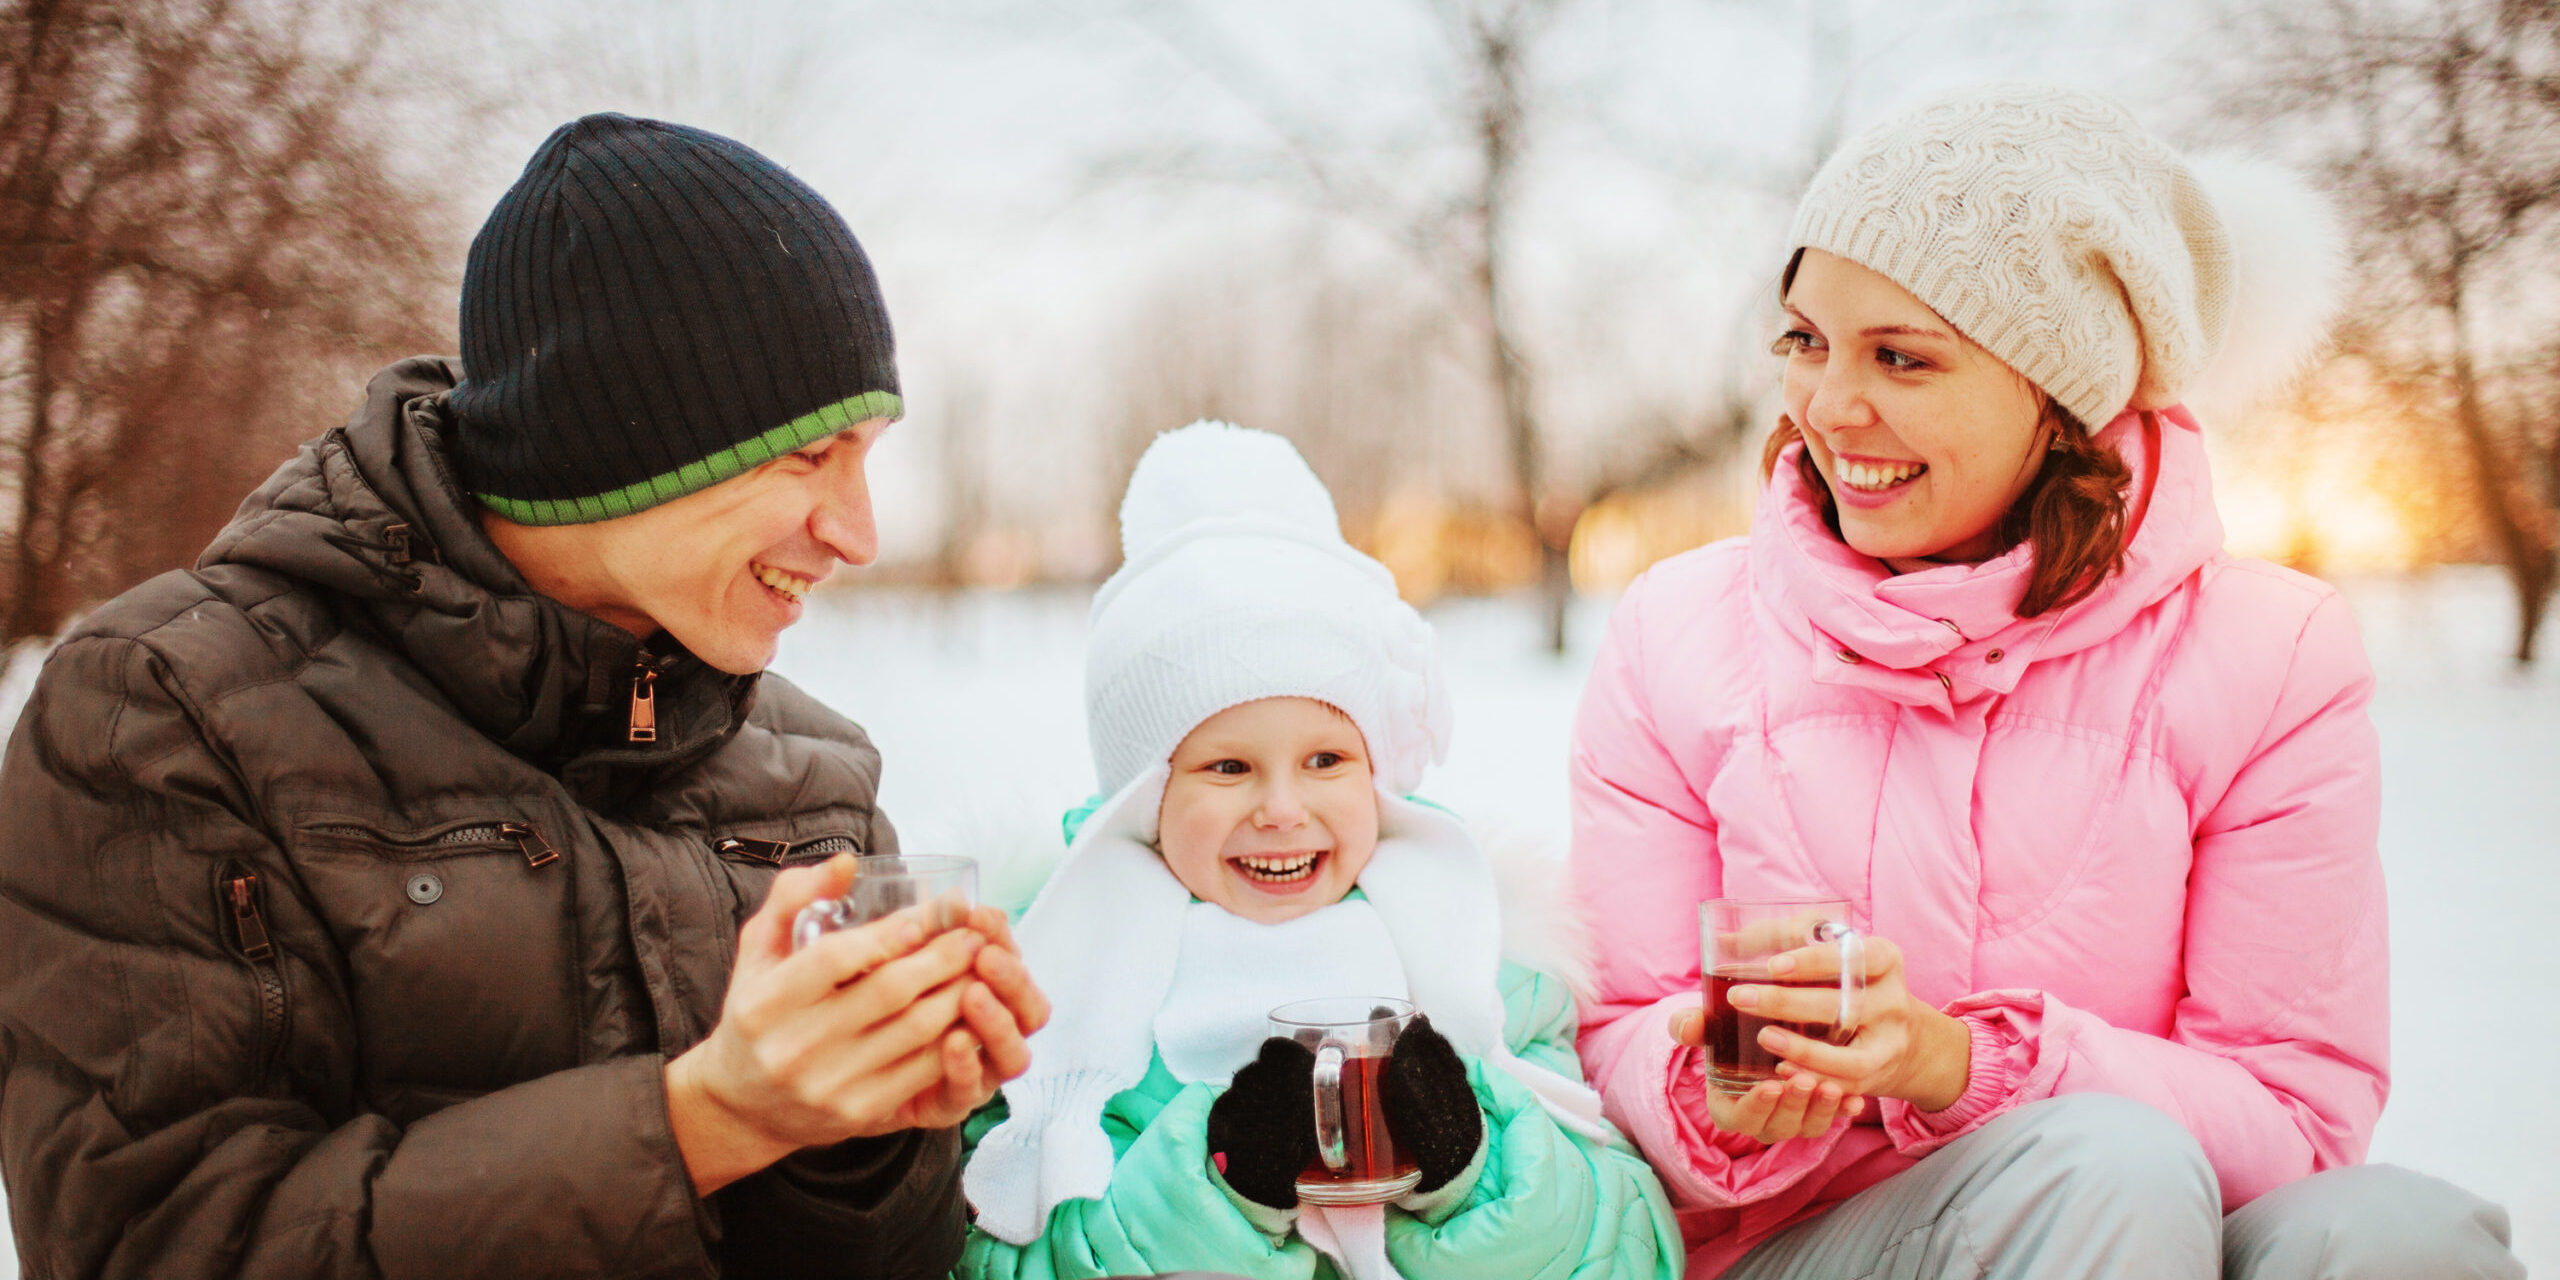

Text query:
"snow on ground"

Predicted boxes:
[[0, 566, 2551, 1272], [2346, 571, 2560, 1266]]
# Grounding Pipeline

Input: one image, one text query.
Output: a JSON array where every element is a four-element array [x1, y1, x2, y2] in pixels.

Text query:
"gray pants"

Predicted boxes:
[[1722, 1094, 2522, 1280]]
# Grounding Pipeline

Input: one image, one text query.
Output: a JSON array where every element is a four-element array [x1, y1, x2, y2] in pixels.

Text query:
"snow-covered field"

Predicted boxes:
[[1, 566, 2552, 1273]]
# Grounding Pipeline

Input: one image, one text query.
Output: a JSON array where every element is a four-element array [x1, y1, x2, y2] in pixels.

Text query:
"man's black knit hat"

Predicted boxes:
[[449, 113, 900, 526]]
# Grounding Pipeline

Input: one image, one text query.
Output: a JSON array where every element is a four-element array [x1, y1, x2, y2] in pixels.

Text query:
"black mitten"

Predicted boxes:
[[1207, 1036, 1318, 1210], [1381, 1014, 1483, 1193]]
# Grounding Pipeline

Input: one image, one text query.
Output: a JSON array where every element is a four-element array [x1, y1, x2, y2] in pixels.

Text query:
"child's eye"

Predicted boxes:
[[1206, 759, 1250, 776], [1877, 347, 1926, 371], [1307, 751, 1345, 770], [1771, 329, 1823, 357]]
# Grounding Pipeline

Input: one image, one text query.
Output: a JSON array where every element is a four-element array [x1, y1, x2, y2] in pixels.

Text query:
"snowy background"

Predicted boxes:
[[1, 568, 2552, 1273]]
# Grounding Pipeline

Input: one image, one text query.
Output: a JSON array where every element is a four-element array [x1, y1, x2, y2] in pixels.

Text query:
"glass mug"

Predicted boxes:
[[1698, 897, 1864, 1095], [792, 854, 978, 952], [1268, 997, 1422, 1205]]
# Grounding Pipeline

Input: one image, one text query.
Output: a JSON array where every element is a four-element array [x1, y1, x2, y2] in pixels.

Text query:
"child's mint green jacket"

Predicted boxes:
[[958, 959, 1682, 1280]]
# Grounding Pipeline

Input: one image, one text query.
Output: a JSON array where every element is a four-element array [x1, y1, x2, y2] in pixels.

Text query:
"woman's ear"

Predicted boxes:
[[2038, 394, 2070, 443]]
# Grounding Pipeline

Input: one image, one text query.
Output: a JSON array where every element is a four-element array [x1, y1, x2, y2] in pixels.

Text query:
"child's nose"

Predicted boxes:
[[1253, 779, 1307, 829]]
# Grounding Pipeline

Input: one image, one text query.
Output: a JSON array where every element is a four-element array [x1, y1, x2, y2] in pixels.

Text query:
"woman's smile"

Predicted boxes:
[[1828, 453, 1931, 507]]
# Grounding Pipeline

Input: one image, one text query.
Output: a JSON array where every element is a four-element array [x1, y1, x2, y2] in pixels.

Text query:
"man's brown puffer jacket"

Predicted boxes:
[[0, 359, 961, 1279]]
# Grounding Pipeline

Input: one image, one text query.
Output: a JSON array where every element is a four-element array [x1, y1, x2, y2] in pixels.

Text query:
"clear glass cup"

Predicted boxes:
[[791, 854, 977, 952], [1698, 897, 1864, 1095], [1268, 997, 1423, 1205]]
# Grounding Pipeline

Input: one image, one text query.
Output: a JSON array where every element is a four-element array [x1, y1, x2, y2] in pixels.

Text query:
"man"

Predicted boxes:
[[0, 114, 1045, 1278]]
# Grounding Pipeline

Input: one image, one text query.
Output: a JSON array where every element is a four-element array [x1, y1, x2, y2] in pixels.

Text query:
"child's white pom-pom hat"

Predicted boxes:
[[1084, 421, 1452, 805]]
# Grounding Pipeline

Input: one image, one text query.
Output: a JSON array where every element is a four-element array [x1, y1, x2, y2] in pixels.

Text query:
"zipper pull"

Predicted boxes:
[[715, 836, 789, 866], [228, 873, 274, 960], [628, 665, 658, 743], [505, 822, 560, 869]]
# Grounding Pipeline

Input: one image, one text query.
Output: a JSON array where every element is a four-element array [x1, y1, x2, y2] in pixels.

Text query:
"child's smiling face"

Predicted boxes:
[[1156, 697, 1380, 925]]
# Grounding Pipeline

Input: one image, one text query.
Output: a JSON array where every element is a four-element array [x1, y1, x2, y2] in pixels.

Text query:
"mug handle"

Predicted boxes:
[[1812, 919, 1864, 1036], [1312, 1044, 1348, 1172], [792, 898, 851, 953]]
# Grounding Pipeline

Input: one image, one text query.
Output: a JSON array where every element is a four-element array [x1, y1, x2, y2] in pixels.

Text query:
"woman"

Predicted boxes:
[[1569, 83, 2521, 1278]]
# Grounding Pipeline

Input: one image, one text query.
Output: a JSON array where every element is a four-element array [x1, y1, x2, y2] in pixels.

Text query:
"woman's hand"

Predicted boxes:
[[1669, 1009, 1865, 1143], [1667, 931, 1972, 1142], [1736, 933, 1971, 1114], [664, 855, 1044, 1194]]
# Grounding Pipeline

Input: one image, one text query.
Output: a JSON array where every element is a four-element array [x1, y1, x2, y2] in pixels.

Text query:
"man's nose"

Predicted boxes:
[[809, 450, 878, 566]]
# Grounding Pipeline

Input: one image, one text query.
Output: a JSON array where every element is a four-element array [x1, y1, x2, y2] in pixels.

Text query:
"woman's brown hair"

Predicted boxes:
[[1759, 400, 2134, 619], [1763, 248, 2134, 619]]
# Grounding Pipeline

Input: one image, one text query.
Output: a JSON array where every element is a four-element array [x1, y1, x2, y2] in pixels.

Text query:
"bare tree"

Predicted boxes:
[[1452, 0, 1580, 650], [1086, 0, 1591, 649], [1100, 234, 1477, 560], [0, 0, 452, 646], [2217, 0, 2560, 664]]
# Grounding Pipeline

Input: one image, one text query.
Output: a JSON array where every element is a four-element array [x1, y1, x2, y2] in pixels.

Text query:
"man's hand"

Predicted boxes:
[[888, 903, 1051, 1129], [666, 854, 989, 1194]]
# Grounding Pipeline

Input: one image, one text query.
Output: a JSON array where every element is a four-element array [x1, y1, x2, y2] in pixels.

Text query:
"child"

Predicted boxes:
[[959, 423, 1681, 1280]]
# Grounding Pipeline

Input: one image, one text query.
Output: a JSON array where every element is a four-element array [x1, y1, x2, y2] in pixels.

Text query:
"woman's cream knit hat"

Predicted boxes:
[[1788, 81, 2236, 430]]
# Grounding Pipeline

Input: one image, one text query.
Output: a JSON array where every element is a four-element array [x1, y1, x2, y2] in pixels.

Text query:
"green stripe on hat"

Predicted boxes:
[[474, 390, 902, 526]]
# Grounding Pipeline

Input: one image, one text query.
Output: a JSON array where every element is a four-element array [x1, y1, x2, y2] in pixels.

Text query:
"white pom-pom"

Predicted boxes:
[[2183, 152, 2346, 424], [1116, 421, 1342, 561]]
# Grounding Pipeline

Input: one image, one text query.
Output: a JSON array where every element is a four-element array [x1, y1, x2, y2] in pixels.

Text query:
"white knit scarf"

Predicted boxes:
[[962, 767, 1609, 1260]]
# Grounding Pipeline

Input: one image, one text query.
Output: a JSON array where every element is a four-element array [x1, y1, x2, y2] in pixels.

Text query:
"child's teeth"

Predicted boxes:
[[1235, 852, 1320, 881]]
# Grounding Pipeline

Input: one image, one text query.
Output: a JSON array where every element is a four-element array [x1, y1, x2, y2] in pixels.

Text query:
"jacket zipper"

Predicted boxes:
[[221, 864, 287, 1079], [506, 822, 561, 868], [714, 834, 861, 867], [306, 821, 560, 869], [628, 662, 658, 743]]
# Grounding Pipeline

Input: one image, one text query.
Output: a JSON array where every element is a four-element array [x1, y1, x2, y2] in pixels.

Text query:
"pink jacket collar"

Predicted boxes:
[[1750, 408, 2227, 710]]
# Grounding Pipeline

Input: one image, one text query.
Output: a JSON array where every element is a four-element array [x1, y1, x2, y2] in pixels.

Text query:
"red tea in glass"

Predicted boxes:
[[1292, 1052, 1417, 1192], [1269, 997, 1424, 1205], [1698, 898, 1864, 1095], [1703, 968, 1856, 1090]]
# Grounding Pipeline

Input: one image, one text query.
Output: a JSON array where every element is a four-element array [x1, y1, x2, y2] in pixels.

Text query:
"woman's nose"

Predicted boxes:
[[1802, 362, 1875, 434]]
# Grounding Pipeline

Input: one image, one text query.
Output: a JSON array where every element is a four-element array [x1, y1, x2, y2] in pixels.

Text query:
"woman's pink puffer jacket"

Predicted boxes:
[[1569, 407, 2387, 1275]]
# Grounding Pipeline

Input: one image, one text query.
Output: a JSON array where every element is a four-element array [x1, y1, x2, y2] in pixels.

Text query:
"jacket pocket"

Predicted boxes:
[[305, 819, 561, 869], [708, 831, 868, 935], [712, 832, 864, 868], [215, 859, 289, 1085], [289, 816, 583, 1095]]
